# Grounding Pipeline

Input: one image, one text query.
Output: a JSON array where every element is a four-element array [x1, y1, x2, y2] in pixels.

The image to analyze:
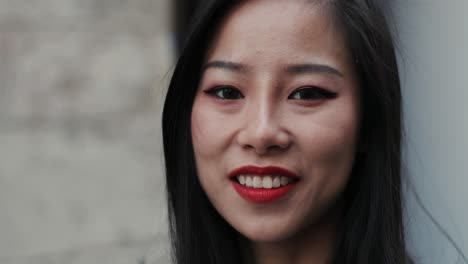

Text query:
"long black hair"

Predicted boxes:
[[162, 0, 412, 263]]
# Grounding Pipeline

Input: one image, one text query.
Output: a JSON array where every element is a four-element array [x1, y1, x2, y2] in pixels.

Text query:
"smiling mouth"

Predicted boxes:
[[232, 175, 298, 189], [228, 165, 300, 203]]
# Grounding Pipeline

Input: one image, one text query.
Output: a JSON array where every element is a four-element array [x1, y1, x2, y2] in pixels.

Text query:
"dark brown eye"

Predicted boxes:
[[204, 86, 244, 100], [288, 86, 337, 100]]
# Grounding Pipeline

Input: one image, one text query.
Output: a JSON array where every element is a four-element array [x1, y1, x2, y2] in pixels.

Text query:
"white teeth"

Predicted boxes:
[[262, 176, 273, 189], [280, 176, 289, 186], [237, 175, 294, 189], [239, 175, 246, 185], [272, 177, 281, 188], [245, 177, 253, 187], [253, 176, 262, 188]]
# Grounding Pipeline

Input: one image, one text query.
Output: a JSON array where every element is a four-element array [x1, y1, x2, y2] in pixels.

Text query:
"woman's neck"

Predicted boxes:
[[241, 208, 340, 264]]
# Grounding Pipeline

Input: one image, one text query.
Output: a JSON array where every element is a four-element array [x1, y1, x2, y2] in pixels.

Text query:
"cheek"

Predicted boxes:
[[292, 105, 359, 158], [284, 107, 359, 230], [191, 98, 221, 156], [293, 100, 360, 192], [191, 99, 218, 191], [191, 97, 238, 205], [191, 96, 235, 174], [306, 118, 358, 163], [313, 96, 359, 159]]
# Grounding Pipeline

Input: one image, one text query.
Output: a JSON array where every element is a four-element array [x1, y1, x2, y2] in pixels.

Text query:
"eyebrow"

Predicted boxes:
[[202, 60, 343, 77], [202, 60, 247, 73], [285, 63, 343, 77]]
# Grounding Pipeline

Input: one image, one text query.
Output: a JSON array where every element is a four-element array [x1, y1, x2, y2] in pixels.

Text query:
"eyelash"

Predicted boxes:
[[203, 86, 244, 100], [203, 86, 337, 101], [288, 86, 338, 100]]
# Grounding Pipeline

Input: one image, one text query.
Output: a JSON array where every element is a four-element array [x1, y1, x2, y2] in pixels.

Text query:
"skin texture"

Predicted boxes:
[[191, 1, 360, 263]]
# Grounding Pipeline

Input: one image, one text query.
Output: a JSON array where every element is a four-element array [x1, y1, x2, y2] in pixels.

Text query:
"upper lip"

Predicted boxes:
[[228, 165, 299, 179]]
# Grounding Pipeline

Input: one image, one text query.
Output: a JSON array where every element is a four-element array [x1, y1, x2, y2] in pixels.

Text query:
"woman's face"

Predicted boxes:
[[191, 0, 360, 242]]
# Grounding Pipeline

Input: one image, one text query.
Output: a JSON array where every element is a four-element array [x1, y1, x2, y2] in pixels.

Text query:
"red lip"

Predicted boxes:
[[228, 165, 299, 179], [228, 165, 299, 203]]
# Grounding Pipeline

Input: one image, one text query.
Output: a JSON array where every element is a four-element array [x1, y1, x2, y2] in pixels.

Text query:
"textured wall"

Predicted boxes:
[[0, 0, 172, 263]]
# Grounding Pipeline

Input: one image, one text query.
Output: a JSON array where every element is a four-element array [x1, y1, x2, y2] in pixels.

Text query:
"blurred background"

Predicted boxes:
[[0, 0, 173, 263], [0, 1, 467, 264]]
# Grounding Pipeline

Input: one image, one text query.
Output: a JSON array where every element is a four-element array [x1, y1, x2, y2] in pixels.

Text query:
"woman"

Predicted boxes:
[[163, 0, 411, 263]]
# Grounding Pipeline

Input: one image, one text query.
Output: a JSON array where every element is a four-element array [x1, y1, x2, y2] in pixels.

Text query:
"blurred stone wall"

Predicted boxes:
[[0, 0, 173, 263]]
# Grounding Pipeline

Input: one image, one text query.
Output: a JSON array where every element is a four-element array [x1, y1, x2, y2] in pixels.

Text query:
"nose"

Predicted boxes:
[[236, 103, 291, 155]]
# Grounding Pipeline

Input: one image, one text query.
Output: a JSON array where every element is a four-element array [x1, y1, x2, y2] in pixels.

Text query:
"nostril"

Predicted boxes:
[[236, 124, 291, 154], [267, 145, 282, 151]]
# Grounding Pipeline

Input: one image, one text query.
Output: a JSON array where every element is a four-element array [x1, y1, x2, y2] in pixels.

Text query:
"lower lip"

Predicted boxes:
[[231, 181, 298, 203]]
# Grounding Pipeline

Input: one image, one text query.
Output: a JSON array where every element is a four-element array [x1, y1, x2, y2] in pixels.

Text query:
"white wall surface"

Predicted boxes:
[[0, 0, 172, 263], [396, 1, 468, 263]]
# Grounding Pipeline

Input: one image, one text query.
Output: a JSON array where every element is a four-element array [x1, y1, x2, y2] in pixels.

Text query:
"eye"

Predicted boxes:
[[204, 86, 244, 100], [288, 86, 337, 100]]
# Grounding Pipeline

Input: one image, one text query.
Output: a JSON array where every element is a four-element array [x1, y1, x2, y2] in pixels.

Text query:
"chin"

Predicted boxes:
[[233, 217, 303, 243], [226, 202, 336, 244], [241, 229, 291, 243]]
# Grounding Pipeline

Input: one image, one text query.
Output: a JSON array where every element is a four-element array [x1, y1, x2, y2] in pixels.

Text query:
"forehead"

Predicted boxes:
[[205, 0, 352, 74]]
